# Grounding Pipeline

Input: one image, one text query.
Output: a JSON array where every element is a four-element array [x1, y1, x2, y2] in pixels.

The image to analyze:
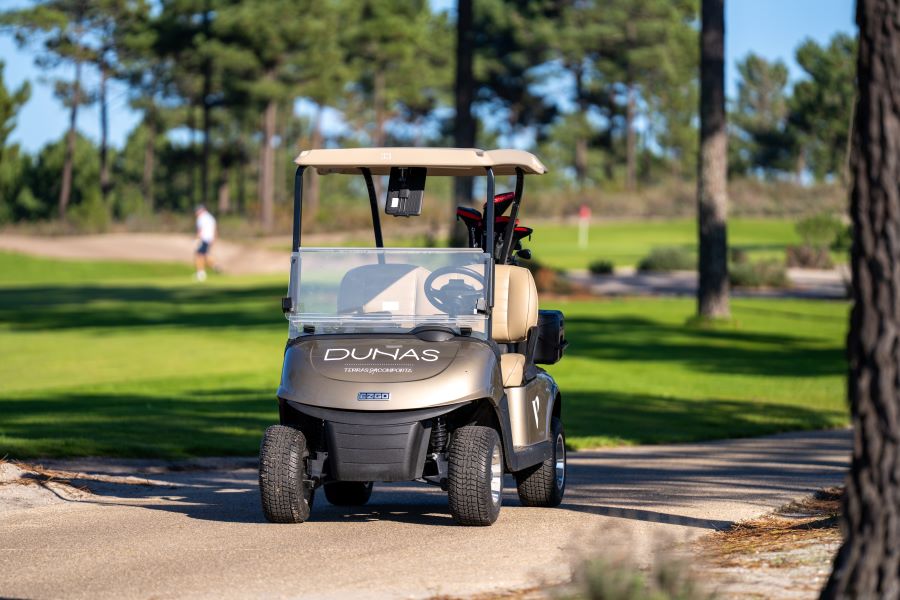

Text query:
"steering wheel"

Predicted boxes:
[[423, 266, 486, 316]]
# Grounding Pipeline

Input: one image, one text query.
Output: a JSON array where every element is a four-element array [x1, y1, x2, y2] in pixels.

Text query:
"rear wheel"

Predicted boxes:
[[447, 425, 503, 526], [515, 417, 566, 507], [324, 481, 373, 506], [259, 425, 315, 523]]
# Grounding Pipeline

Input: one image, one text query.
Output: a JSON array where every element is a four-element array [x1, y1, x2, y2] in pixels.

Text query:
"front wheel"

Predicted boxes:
[[447, 425, 504, 526], [515, 417, 566, 507], [259, 425, 315, 523], [324, 481, 373, 506]]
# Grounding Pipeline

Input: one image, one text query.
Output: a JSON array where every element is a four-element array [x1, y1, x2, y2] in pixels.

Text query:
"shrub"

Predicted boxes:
[[795, 213, 844, 247], [831, 223, 852, 252], [637, 247, 694, 272], [786, 245, 834, 269], [729, 247, 749, 265], [589, 259, 615, 275], [730, 259, 789, 289], [519, 258, 572, 294], [69, 191, 110, 233], [574, 556, 714, 600]]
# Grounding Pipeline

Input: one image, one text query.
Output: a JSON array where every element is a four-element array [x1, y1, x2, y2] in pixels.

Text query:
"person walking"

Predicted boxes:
[[194, 204, 217, 281]]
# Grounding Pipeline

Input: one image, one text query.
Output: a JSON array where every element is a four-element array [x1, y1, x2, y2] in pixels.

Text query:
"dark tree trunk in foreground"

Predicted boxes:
[[821, 0, 900, 597], [451, 0, 475, 247], [697, 0, 729, 318], [59, 59, 83, 220]]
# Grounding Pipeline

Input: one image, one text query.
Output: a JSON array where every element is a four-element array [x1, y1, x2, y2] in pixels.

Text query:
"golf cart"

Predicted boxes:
[[259, 147, 568, 526]]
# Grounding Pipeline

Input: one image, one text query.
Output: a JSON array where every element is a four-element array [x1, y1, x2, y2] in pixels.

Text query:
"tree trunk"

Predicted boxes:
[[99, 65, 110, 202], [821, 1, 900, 597], [59, 60, 82, 220], [260, 99, 277, 232], [217, 167, 230, 214], [188, 103, 198, 206], [795, 148, 806, 184], [697, 0, 729, 318], [573, 65, 588, 188], [237, 147, 247, 215], [452, 0, 476, 247], [274, 101, 287, 208], [305, 105, 323, 222], [372, 70, 387, 201], [201, 2, 212, 207], [625, 83, 637, 190], [142, 115, 156, 211], [201, 78, 211, 207]]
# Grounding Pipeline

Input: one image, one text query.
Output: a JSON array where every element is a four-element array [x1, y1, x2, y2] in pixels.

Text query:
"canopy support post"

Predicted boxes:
[[361, 168, 384, 248], [485, 168, 495, 321], [292, 166, 306, 251], [499, 168, 525, 264]]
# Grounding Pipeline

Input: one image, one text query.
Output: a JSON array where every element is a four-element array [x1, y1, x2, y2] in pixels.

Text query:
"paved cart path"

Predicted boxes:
[[0, 429, 850, 600]]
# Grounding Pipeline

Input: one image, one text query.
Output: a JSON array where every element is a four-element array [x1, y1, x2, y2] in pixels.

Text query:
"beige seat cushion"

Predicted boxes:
[[492, 265, 538, 343], [500, 353, 525, 387]]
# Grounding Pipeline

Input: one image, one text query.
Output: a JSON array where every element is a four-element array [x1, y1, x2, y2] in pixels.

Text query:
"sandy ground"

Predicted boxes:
[[0, 429, 850, 599], [0, 233, 289, 275]]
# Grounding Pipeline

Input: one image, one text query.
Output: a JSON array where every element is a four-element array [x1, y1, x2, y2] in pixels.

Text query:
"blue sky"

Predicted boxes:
[[0, 0, 855, 154]]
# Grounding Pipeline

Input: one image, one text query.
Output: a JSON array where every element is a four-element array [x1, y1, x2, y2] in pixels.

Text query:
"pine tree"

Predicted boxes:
[[1, 0, 94, 219]]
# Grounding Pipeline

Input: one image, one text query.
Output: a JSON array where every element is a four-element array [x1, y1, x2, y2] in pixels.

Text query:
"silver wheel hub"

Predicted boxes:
[[490, 444, 503, 505], [555, 433, 565, 490]]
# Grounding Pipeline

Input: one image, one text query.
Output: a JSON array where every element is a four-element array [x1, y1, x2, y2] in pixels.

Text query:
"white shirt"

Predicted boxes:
[[196, 211, 217, 243]]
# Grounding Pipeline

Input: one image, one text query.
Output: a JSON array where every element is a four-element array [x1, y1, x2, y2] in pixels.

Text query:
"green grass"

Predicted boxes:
[[0, 251, 848, 457], [526, 218, 805, 271], [543, 297, 848, 448], [0, 251, 192, 284]]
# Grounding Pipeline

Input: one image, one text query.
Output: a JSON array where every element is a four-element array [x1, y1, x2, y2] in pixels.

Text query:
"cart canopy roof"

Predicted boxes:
[[293, 147, 547, 176]]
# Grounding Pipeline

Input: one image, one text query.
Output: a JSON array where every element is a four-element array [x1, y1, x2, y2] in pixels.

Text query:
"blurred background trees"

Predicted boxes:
[[0, 0, 857, 232]]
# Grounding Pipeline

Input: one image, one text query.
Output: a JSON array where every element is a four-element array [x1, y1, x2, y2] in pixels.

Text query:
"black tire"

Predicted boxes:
[[515, 417, 566, 507], [447, 425, 503, 526], [324, 481, 373, 506], [259, 425, 315, 523]]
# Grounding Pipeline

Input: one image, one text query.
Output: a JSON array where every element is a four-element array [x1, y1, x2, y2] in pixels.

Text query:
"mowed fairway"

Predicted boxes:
[[0, 251, 848, 457], [525, 218, 806, 270]]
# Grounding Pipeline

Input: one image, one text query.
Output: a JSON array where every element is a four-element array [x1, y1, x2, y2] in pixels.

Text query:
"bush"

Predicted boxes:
[[730, 259, 789, 289], [795, 213, 844, 247], [831, 223, 852, 252], [589, 259, 615, 275], [574, 556, 714, 600], [520, 258, 573, 294], [729, 247, 749, 265], [786, 245, 834, 269], [69, 191, 110, 233], [637, 247, 694, 272]]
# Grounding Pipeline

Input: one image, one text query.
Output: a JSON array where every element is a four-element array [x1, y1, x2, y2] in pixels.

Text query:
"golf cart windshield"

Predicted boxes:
[[286, 248, 491, 339]]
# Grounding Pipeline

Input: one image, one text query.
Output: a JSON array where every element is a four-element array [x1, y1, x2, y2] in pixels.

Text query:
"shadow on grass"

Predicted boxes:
[[0, 387, 278, 459], [563, 390, 845, 445], [0, 283, 287, 331], [564, 315, 845, 378]]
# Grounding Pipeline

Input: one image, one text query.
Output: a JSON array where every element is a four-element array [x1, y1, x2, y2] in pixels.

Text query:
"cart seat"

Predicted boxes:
[[337, 264, 486, 334], [500, 353, 525, 387], [492, 265, 538, 387], [338, 264, 429, 316]]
